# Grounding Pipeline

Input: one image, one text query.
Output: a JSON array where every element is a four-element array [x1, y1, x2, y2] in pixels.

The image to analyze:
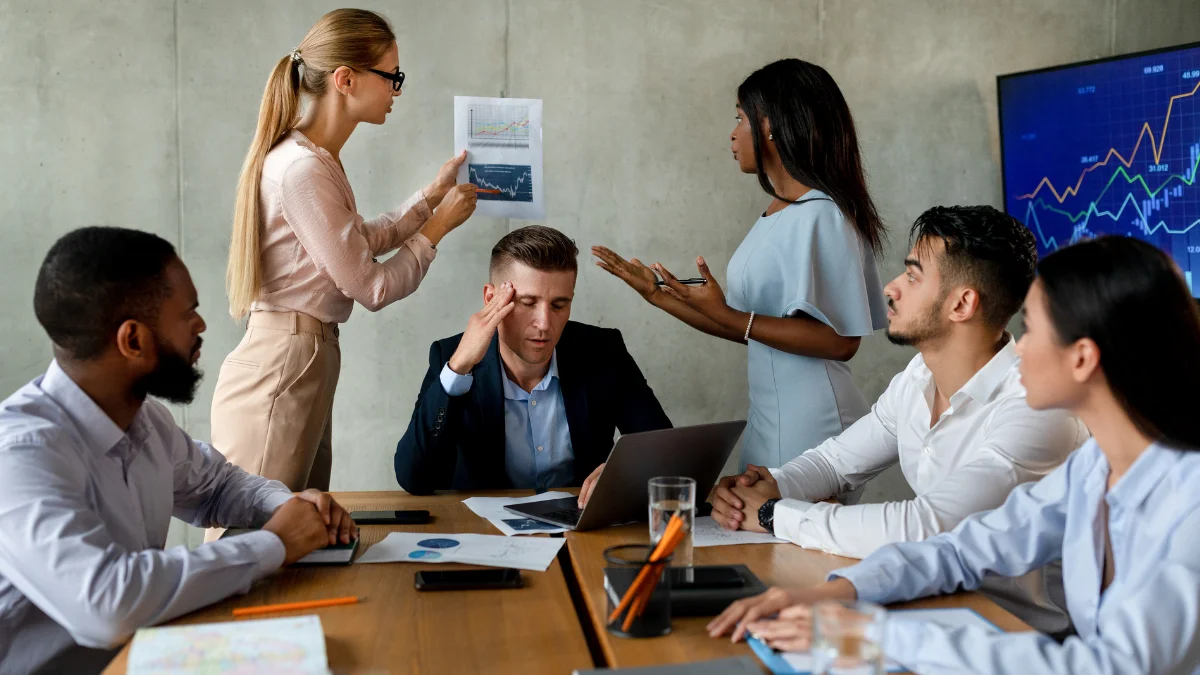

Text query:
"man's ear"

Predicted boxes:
[[946, 287, 981, 325], [115, 320, 151, 361], [483, 283, 495, 304]]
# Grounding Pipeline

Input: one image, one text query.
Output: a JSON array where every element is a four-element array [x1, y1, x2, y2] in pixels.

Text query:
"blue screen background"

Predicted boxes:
[[999, 44, 1200, 295]]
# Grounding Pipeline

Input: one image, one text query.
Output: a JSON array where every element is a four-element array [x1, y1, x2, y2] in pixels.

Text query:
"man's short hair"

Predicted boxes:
[[489, 225, 579, 279], [910, 205, 1038, 328], [34, 226, 178, 360]]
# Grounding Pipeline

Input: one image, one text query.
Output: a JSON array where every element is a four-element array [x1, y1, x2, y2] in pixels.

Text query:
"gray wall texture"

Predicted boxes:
[[2, 1, 1198, 544]]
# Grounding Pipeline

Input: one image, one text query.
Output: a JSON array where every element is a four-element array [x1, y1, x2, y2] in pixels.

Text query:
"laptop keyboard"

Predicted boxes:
[[542, 508, 583, 525]]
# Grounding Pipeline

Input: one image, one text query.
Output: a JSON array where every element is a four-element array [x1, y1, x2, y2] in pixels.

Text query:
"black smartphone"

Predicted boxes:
[[414, 569, 523, 591], [352, 510, 431, 525]]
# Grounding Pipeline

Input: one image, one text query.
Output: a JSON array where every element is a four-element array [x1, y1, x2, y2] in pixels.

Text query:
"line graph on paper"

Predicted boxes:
[[999, 43, 1200, 295], [470, 163, 533, 202], [468, 103, 531, 148]]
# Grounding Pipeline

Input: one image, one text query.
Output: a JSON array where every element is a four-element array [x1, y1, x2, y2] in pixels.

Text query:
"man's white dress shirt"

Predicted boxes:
[[769, 339, 1089, 632]]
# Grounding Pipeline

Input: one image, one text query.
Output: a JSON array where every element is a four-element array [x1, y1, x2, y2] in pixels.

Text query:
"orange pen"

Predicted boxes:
[[232, 596, 359, 617]]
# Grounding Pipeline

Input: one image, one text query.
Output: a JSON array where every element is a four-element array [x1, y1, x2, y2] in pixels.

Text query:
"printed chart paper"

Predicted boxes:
[[462, 491, 575, 536], [454, 96, 545, 220], [356, 532, 565, 571], [127, 615, 329, 675]]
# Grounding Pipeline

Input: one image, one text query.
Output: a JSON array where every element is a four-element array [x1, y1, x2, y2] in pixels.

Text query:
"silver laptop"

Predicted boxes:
[[503, 420, 746, 531]]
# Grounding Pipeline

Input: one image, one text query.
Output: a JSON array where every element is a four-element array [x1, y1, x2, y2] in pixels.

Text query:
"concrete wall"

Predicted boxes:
[[2, 1, 1197, 544]]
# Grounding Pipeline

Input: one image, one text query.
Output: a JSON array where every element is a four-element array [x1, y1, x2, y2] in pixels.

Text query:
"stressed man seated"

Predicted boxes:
[[0, 227, 355, 675], [709, 206, 1088, 633], [394, 225, 671, 494]]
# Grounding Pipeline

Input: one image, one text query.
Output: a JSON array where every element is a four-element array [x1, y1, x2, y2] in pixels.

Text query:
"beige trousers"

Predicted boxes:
[[205, 310, 341, 541]]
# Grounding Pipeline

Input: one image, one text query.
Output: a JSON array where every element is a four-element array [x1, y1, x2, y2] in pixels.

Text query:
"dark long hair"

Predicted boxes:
[[1038, 237, 1200, 450], [737, 58, 886, 256]]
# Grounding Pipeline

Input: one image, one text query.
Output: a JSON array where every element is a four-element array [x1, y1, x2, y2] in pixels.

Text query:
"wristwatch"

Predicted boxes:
[[758, 498, 780, 534]]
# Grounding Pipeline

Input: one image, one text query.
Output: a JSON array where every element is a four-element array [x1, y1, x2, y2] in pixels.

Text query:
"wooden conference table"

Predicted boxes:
[[104, 490, 1031, 674]]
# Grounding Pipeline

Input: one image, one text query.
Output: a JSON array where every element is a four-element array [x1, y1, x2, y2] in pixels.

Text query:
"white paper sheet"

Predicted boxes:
[[454, 96, 544, 220], [355, 532, 565, 571], [462, 491, 575, 536], [771, 608, 1000, 673], [692, 516, 788, 547], [127, 615, 329, 675]]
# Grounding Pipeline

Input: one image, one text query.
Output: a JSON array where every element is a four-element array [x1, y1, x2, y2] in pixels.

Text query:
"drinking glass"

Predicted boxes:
[[811, 600, 887, 675], [648, 476, 695, 568]]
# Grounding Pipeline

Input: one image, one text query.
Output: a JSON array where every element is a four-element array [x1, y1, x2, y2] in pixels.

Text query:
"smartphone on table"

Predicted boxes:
[[352, 510, 431, 525], [414, 569, 523, 591]]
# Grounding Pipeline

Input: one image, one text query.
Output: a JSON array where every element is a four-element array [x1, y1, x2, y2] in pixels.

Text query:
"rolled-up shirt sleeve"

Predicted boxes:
[[280, 156, 436, 312]]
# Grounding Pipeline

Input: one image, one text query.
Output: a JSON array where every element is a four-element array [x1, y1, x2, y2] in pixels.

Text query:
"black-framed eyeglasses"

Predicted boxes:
[[367, 67, 405, 92]]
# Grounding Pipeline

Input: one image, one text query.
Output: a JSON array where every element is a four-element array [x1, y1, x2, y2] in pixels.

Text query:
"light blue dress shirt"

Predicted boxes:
[[832, 438, 1200, 674], [439, 351, 574, 490], [725, 190, 888, 469], [0, 362, 293, 675]]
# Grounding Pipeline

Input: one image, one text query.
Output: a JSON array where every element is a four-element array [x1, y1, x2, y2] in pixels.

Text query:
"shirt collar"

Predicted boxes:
[[41, 360, 129, 456], [499, 351, 559, 401], [1106, 442, 1177, 511], [954, 334, 1018, 404]]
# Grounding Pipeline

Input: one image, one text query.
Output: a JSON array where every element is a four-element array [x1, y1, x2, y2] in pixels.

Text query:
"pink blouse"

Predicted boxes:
[[250, 130, 437, 324]]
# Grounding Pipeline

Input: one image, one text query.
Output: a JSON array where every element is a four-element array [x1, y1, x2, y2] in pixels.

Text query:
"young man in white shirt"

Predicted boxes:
[[709, 205, 1088, 633], [0, 227, 356, 675]]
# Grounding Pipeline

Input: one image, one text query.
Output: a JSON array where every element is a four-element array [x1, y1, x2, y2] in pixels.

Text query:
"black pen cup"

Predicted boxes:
[[603, 544, 672, 638]]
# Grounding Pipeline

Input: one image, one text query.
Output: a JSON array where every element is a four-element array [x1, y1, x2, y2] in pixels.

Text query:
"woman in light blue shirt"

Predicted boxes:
[[710, 236, 1200, 674], [594, 59, 888, 469]]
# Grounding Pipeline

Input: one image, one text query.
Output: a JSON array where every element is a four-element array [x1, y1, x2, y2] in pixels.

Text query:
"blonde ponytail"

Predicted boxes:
[[227, 55, 300, 319], [226, 8, 396, 320]]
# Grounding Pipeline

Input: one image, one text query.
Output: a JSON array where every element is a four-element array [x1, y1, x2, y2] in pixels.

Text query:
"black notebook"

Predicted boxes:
[[603, 564, 767, 616]]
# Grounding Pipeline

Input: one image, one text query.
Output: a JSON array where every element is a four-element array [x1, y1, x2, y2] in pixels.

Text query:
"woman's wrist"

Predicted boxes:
[[423, 182, 448, 209], [419, 214, 450, 247]]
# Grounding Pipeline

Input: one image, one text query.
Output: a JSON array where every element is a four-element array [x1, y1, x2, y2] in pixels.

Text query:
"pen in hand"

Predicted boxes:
[[655, 278, 707, 286]]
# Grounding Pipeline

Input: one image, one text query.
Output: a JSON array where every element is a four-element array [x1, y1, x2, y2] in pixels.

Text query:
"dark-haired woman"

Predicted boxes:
[[594, 58, 888, 471], [710, 236, 1200, 674]]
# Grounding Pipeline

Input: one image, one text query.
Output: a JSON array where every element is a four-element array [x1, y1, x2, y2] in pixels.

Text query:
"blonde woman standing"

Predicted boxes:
[[211, 9, 477, 505]]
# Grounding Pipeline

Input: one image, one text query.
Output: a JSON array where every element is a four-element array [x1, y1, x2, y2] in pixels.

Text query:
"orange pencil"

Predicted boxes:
[[476, 188, 502, 194], [232, 596, 359, 617], [609, 514, 686, 625]]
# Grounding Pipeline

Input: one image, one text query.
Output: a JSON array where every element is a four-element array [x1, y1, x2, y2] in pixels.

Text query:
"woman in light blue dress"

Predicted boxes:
[[594, 59, 888, 469]]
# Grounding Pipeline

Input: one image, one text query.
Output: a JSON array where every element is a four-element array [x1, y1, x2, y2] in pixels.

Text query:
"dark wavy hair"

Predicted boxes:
[[737, 58, 885, 255], [1038, 236, 1200, 450], [910, 205, 1037, 328]]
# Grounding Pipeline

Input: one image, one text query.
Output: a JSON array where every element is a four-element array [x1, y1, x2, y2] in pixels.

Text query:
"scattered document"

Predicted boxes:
[[749, 608, 1000, 674], [454, 96, 545, 220], [127, 615, 329, 675], [462, 491, 575, 536], [692, 516, 787, 547], [356, 532, 565, 571]]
